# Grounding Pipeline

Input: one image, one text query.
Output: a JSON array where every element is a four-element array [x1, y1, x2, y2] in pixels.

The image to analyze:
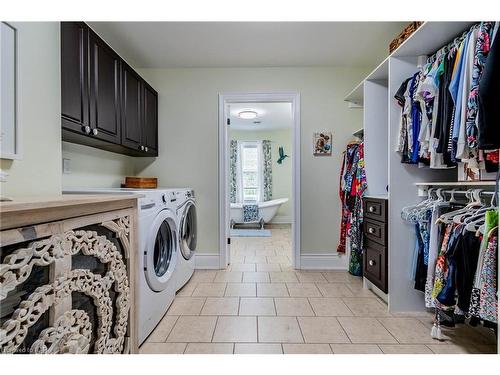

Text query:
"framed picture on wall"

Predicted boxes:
[[1, 22, 21, 160], [313, 132, 332, 156]]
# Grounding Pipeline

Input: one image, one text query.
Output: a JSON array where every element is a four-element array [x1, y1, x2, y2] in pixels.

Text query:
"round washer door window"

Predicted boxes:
[[145, 210, 178, 292], [180, 201, 197, 260]]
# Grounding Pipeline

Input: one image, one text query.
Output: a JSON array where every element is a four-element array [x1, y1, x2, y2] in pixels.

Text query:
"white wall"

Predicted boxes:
[[0, 22, 61, 197], [230, 129, 293, 222], [61, 142, 135, 189], [134, 67, 367, 255]]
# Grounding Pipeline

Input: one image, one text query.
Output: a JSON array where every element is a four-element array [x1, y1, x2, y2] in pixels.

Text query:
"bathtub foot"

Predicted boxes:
[[260, 218, 265, 230], [230, 219, 235, 229]]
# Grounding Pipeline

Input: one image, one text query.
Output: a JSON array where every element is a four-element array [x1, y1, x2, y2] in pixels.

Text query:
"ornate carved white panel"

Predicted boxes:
[[0, 211, 135, 354]]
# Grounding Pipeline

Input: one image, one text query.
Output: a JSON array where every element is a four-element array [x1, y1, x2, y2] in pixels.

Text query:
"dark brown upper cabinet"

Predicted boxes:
[[88, 30, 121, 144], [61, 22, 158, 157], [142, 82, 159, 156], [61, 22, 89, 133]]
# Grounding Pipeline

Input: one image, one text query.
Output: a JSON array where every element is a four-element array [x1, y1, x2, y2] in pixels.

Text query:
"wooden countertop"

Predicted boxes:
[[1, 194, 143, 231]]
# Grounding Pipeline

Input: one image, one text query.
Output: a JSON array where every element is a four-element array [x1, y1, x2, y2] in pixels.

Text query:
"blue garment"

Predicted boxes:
[[409, 73, 422, 163], [452, 33, 471, 141]]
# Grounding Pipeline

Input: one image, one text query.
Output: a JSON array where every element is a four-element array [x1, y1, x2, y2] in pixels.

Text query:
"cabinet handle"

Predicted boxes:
[[369, 206, 375, 212], [92, 129, 98, 136], [83, 125, 91, 134], [369, 260, 376, 266], [368, 227, 375, 234]]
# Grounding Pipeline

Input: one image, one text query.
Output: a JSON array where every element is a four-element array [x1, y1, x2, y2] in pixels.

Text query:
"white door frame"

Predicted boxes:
[[218, 92, 301, 269]]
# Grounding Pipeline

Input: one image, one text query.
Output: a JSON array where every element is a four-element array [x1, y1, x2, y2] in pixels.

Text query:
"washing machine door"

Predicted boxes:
[[144, 209, 178, 292], [179, 201, 197, 260]]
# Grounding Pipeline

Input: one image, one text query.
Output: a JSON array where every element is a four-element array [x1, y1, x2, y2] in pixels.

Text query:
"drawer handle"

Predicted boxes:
[[369, 260, 376, 266], [368, 227, 375, 234], [369, 206, 376, 212]]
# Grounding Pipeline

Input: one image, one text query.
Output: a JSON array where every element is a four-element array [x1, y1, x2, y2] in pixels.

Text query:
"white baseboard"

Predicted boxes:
[[299, 253, 348, 270], [195, 254, 221, 269], [270, 215, 293, 224]]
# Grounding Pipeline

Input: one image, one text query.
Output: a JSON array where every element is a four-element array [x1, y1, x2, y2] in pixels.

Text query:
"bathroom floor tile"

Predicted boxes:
[[243, 271, 270, 283], [239, 297, 276, 316], [224, 283, 257, 297], [212, 316, 258, 342], [192, 283, 227, 297], [258, 317, 304, 343], [297, 317, 350, 343], [200, 297, 239, 316], [214, 271, 243, 283], [308, 297, 353, 316], [166, 297, 206, 315], [316, 283, 355, 297], [257, 283, 289, 297], [275, 297, 314, 316], [286, 283, 322, 297], [337, 317, 397, 344], [341, 297, 391, 317], [146, 315, 179, 343], [166, 316, 217, 343]]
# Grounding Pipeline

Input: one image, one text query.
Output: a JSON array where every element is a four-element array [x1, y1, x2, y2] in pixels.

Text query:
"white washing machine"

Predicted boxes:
[[173, 188, 197, 291], [65, 188, 179, 345]]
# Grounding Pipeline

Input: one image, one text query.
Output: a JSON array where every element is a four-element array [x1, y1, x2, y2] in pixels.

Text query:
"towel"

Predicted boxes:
[[243, 204, 259, 223]]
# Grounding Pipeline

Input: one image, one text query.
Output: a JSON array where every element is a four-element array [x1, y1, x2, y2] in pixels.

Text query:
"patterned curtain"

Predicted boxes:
[[262, 140, 273, 201], [229, 140, 238, 203]]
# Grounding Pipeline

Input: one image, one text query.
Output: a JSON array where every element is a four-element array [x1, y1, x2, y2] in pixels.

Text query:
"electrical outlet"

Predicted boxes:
[[62, 158, 71, 174]]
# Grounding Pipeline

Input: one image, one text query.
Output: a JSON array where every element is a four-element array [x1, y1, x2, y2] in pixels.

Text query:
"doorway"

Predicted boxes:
[[218, 92, 301, 269]]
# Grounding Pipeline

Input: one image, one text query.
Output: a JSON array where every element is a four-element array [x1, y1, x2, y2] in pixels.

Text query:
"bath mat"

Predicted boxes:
[[230, 229, 272, 237]]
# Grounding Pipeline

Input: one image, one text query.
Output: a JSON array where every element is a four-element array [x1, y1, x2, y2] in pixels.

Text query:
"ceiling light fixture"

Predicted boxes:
[[238, 110, 258, 120]]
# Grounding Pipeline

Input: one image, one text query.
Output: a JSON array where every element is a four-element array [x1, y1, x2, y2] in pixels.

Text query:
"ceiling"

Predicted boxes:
[[87, 22, 406, 68], [229, 102, 292, 131]]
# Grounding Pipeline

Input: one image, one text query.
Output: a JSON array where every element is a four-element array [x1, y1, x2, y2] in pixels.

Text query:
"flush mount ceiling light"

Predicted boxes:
[[238, 110, 258, 120]]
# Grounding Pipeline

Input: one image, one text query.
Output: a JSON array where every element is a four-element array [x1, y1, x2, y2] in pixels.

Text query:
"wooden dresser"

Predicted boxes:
[[363, 197, 388, 294], [0, 195, 140, 354]]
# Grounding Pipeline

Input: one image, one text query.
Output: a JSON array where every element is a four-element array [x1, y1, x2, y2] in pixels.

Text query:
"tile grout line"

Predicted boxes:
[[335, 317, 353, 344], [296, 316, 306, 344], [375, 317, 401, 344]]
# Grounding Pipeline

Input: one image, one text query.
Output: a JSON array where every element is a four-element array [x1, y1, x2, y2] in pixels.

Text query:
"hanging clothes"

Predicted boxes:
[[337, 142, 367, 276], [394, 22, 499, 176]]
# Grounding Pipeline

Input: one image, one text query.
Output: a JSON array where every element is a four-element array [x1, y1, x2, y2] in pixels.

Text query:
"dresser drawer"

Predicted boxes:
[[363, 218, 386, 246], [364, 198, 387, 222], [363, 239, 388, 293]]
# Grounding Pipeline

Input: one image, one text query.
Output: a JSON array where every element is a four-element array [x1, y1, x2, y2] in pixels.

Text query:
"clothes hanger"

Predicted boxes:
[[436, 189, 478, 224], [452, 189, 485, 224]]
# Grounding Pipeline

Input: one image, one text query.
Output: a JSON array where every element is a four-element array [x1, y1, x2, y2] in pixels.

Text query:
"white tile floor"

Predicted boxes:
[[140, 225, 497, 354]]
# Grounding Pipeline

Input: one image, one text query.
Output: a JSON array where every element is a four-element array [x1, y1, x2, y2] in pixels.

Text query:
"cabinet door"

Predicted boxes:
[[142, 82, 158, 156], [61, 22, 89, 133], [89, 31, 121, 143], [121, 63, 143, 151]]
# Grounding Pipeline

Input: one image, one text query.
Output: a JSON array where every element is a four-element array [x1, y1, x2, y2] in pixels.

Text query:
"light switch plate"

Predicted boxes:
[[62, 158, 71, 174]]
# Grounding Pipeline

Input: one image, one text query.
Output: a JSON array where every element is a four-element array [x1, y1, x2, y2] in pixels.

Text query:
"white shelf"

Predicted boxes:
[[415, 181, 496, 186], [344, 57, 389, 106], [344, 81, 364, 106], [415, 181, 496, 197], [345, 22, 476, 107]]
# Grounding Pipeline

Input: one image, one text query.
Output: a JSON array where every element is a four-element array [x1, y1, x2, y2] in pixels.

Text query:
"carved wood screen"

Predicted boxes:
[[0, 209, 134, 354]]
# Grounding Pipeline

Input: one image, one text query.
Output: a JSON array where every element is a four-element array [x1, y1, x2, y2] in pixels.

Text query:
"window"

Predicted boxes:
[[241, 142, 260, 201]]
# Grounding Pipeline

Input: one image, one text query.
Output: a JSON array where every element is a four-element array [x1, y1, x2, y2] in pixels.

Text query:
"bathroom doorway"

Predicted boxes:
[[218, 92, 300, 270]]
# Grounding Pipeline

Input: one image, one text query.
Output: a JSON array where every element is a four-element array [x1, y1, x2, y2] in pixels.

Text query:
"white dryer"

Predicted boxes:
[[64, 188, 179, 345], [173, 188, 197, 291]]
